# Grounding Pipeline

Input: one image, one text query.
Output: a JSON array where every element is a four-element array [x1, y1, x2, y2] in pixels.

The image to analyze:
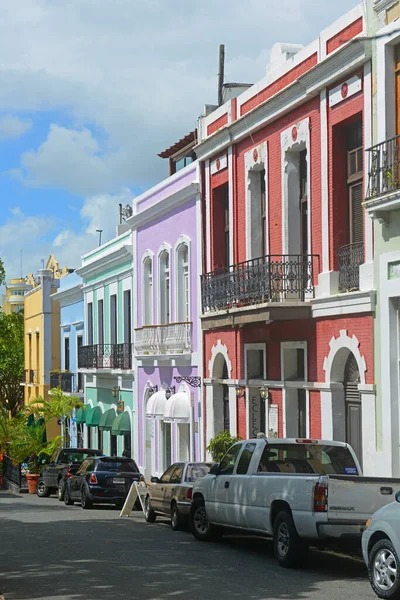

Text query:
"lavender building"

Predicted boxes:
[[128, 136, 202, 479]]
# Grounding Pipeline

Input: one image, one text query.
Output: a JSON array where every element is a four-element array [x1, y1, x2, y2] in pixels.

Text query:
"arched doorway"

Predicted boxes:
[[222, 363, 230, 431], [344, 353, 362, 467]]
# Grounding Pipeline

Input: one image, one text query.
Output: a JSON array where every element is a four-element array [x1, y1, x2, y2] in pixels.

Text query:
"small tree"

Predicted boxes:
[[28, 388, 83, 446], [207, 430, 241, 463], [0, 311, 24, 416]]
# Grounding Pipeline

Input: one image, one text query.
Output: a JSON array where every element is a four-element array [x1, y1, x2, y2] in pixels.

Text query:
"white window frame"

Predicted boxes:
[[108, 281, 118, 345], [244, 342, 267, 382], [280, 341, 309, 438], [174, 235, 191, 323], [142, 250, 154, 326], [245, 142, 268, 260], [157, 243, 172, 325]]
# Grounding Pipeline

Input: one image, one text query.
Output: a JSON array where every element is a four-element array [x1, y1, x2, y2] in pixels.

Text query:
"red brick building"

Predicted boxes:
[[196, 4, 377, 474]]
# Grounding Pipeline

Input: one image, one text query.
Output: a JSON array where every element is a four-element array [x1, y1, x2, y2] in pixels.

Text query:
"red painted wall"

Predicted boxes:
[[326, 18, 363, 55], [207, 113, 228, 136]]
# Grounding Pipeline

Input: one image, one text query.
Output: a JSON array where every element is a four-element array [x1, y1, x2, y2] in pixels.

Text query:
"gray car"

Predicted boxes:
[[362, 491, 400, 599], [144, 462, 211, 530]]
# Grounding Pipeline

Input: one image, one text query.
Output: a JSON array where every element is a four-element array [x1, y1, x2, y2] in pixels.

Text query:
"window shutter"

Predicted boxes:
[[350, 183, 363, 244]]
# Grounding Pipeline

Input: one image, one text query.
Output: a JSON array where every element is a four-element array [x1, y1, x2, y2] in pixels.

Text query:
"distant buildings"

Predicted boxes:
[[1, 277, 32, 314]]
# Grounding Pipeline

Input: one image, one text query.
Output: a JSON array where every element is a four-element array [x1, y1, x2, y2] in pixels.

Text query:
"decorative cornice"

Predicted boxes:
[[129, 183, 199, 230], [51, 283, 83, 307], [195, 40, 370, 161], [76, 245, 133, 281]]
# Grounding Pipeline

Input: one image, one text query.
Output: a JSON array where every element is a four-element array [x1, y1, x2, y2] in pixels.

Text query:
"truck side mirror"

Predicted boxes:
[[209, 463, 220, 475], [395, 491, 400, 503]]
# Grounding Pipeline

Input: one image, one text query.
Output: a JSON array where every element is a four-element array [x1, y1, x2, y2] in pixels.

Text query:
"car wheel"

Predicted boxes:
[[144, 495, 156, 523], [64, 485, 74, 506], [369, 539, 400, 599], [36, 479, 51, 498], [58, 479, 65, 501], [81, 487, 93, 510], [171, 502, 184, 531], [115, 499, 124, 509], [273, 510, 308, 568], [190, 498, 221, 542]]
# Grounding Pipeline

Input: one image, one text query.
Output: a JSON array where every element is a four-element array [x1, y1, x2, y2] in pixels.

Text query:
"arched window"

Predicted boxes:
[[159, 251, 170, 324], [176, 243, 189, 322], [143, 257, 153, 325]]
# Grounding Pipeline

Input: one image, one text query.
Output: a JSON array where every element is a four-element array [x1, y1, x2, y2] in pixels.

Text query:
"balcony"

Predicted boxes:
[[200, 254, 318, 329], [134, 323, 192, 357], [337, 242, 364, 292], [49, 371, 82, 393], [78, 343, 132, 370], [21, 369, 39, 385], [365, 135, 400, 222]]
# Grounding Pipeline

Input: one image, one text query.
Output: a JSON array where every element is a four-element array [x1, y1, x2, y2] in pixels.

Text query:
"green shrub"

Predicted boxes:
[[206, 430, 241, 463]]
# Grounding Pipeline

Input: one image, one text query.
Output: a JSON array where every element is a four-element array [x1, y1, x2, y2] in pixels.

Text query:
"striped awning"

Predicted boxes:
[[111, 411, 131, 436], [85, 406, 102, 427]]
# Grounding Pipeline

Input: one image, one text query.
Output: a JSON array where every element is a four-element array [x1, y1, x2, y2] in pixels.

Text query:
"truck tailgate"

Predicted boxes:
[[327, 476, 400, 523]]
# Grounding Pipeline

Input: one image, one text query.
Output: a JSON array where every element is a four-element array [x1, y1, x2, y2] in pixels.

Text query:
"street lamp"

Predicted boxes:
[[111, 385, 120, 398], [148, 385, 158, 396], [260, 384, 269, 401], [235, 385, 246, 403]]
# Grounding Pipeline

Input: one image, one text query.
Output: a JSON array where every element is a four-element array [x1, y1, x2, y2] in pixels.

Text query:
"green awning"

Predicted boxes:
[[86, 406, 102, 427], [99, 408, 116, 431], [75, 407, 86, 425], [111, 411, 131, 436]]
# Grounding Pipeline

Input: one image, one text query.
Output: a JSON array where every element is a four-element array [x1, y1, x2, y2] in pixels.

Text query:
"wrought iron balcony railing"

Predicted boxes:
[[23, 369, 38, 384], [366, 135, 400, 199], [337, 242, 364, 292], [134, 322, 192, 356], [201, 254, 319, 314], [50, 372, 74, 393], [78, 343, 132, 370]]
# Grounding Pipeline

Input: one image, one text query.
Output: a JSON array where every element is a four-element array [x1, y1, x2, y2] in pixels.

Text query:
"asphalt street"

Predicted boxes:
[[0, 490, 376, 600]]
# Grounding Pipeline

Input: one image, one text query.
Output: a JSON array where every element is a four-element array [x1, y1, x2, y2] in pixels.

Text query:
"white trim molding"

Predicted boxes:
[[208, 339, 232, 379], [323, 329, 367, 385], [173, 234, 191, 323]]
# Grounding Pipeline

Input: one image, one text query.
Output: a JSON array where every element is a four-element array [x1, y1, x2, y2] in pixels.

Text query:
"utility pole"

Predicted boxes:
[[218, 44, 225, 107], [96, 229, 103, 246]]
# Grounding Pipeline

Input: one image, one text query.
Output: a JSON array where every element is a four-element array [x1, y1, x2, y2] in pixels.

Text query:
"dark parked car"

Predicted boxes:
[[36, 448, 103, 499], [64, 456, 142, 509]]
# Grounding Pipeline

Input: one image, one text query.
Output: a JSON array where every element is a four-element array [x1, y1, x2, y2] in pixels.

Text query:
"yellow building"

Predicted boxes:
[[22, 257, 71, 439], [1, 278, 32, 314]]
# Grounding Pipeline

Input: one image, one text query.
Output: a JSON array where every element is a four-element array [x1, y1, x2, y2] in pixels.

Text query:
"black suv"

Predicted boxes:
[[36, 448, 103, 500]]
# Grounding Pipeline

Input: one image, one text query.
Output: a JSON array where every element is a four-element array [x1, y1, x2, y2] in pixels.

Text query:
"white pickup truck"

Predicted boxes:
[[190, 438, 400, 568]]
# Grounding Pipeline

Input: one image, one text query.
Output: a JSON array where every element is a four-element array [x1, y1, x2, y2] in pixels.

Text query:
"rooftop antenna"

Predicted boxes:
[[20, 249, 22, 279], [41, 258, 44, 269], [218, 44, 225, 107], [96, 229, 103, 246]]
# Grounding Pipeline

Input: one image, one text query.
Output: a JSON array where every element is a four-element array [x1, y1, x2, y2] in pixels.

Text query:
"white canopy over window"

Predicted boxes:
[[146, 390, 167, 419], [164, 392, 190, 423]]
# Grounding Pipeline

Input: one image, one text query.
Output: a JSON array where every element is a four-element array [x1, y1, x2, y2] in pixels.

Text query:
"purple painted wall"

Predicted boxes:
[[135, 162, 201, 467]]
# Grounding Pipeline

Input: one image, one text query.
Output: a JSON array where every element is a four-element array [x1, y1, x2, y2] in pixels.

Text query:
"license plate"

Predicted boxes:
[[113, 478, 125, 484]]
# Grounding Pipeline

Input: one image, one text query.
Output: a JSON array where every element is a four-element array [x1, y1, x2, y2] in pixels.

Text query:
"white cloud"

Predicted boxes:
[[0, 115, 32, 141], [0, 0, 357, 193], [0, 190, 134, 280]]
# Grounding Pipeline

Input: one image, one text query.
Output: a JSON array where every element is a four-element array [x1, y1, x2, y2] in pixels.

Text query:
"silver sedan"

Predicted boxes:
[[144, 462, 211, 530], [362, 491, 400, 599]]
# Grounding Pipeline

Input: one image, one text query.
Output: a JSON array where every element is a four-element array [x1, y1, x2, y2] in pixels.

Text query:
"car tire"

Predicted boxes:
[[190, 498, 222, 542], [64, 485, 74, 506], [115, 499, 124, 509], [58, 479, 65, 502], [81, 487, 93, 510], [36, 479, 51, 498], [144, 495, 156, 523], [368, 538, 400, 599], [273, 510, 308, 569], [171, 502, 184, 531]]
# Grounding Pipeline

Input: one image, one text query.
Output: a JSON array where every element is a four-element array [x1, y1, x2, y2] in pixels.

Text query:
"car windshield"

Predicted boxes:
[[185, 463, 211, 482], [96, 459, 139, 473], [257, 444, 359, 475], [61, 451, 100, 464]]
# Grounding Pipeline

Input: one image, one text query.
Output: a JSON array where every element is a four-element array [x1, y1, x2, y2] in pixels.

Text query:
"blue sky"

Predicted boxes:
[[0, 0, 359, 280]]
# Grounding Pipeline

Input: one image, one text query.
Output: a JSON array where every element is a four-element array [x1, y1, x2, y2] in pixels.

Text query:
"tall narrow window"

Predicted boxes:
[[87, 302, 93, 345], [224, 192, 230, 268], [299, 150, 308, 256], [159, 251, 170, 324], [346, 121, 363, 244], [98, 299, 104, 346], [123, 290, 132, 344], [77, 336, 83, 392], [143, 257, 153, 326], [260, 169, 267, 257], [177, 244, 189, 322], [110, 294, 117, 345], [64, 337, 70, 371]]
